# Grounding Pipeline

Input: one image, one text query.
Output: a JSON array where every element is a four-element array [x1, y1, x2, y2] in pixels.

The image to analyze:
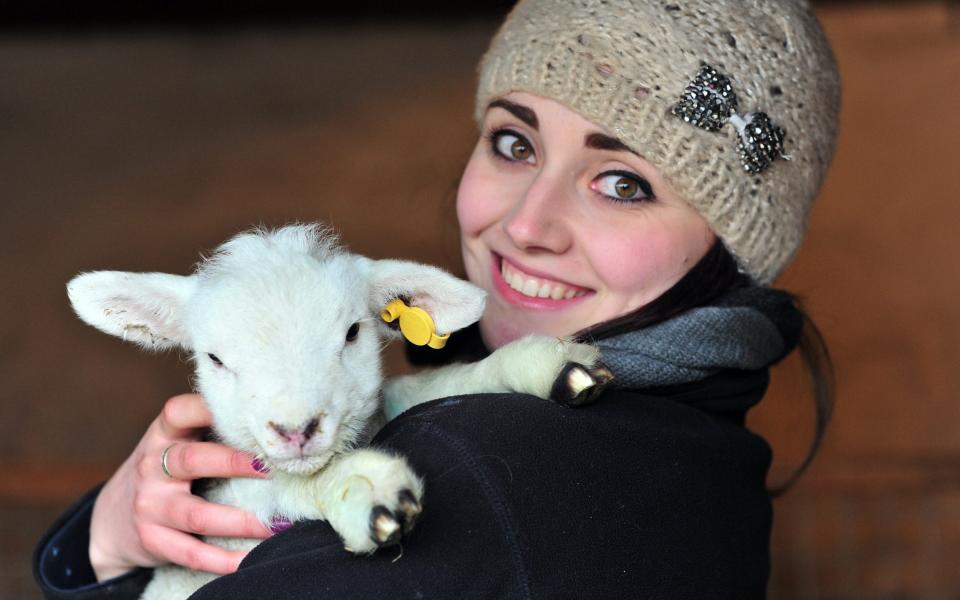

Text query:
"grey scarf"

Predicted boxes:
[[595, 286, 803, 389]]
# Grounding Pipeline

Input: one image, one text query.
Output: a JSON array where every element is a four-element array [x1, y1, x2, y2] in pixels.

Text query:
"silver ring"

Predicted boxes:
[[160, 444, 176, 479]]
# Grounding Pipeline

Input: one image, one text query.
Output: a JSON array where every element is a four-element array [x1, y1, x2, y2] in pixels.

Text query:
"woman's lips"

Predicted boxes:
[[491, 253, 593, 308]]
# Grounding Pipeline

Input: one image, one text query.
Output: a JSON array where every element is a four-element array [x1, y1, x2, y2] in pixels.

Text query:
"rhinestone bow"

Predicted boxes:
[[672, 64, 787, 174]]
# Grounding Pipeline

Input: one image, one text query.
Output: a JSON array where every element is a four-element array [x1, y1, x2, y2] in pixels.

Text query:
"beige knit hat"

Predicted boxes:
[[475, 0, 841, 284]]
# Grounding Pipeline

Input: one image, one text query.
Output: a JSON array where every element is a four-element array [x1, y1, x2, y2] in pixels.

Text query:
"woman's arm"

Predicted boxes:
[[192, 389, 773, 599], [34, 485, 154, 600]]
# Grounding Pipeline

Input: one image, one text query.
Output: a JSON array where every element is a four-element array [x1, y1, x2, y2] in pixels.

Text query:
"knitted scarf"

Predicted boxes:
[[595, 286, 803, 389]]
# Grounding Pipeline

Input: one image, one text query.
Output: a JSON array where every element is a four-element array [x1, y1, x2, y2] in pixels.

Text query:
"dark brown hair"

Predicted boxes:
[[575, 240, 834, 496]]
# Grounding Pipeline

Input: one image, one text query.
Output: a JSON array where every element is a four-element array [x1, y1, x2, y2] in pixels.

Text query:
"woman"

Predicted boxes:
[[35, 0, 840, 597]]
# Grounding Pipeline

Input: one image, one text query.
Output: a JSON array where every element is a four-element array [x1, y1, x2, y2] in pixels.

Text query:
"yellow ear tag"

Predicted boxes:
[[380, 299, 449, 349]]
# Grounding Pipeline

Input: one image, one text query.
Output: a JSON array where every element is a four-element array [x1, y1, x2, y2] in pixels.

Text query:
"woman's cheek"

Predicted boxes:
[[456, 150, 497, 238], [455, 186, 485, 238], [590, 232, 686, 299]]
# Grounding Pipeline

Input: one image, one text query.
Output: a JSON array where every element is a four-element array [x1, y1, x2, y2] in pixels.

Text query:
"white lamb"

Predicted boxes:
[[67, 224, 608, 600]]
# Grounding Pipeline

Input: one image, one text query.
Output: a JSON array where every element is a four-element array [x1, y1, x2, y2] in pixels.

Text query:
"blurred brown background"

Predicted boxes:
[[2, 2, 958, 598]]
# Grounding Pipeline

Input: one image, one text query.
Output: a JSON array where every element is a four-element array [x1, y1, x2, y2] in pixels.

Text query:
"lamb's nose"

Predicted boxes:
[[269, 416, 321, 447]]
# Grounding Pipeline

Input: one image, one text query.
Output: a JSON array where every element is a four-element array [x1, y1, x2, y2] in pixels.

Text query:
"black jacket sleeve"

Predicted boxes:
[[33, 485, 153, 600], [192, 386, 773, 600]]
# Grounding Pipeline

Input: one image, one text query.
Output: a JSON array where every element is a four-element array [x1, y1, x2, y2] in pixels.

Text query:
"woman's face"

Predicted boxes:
[[458, 92, 715, 349]]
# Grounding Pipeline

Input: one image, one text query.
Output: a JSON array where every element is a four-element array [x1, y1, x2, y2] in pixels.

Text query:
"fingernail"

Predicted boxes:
[[251, 458, 270, 474], [270, 516, 292, 534]]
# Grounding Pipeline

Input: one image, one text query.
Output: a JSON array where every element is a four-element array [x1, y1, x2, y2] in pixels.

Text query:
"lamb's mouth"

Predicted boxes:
[[267, 452, 335, 476]]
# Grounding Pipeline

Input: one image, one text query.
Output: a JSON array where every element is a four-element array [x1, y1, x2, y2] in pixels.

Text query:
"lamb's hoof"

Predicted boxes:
[[549, 362, 615, 407], [370, 506, 402, 546], [369, 489, 422, 547], [396, 489, 422, 534]]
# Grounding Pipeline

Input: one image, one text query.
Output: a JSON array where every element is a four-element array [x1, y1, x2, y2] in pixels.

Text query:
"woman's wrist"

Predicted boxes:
[[88, 466, 139, 581], [89, 532, 136, 582]]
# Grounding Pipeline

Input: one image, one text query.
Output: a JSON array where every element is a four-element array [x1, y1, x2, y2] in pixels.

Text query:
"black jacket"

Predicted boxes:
[[34, 367, 773, 599]]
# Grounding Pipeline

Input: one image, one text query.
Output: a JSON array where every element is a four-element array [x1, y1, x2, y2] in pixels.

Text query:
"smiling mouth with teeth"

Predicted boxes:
[[499, 256, 591, 300]]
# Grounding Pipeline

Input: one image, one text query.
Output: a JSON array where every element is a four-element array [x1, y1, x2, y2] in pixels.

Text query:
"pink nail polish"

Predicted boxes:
[[251, 458, 270, 473], [270, 516, 292, 534]]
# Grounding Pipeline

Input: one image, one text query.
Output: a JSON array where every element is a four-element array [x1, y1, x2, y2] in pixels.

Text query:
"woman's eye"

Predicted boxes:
[[345, 322, 360, 343], [207, 353, 223, 367], [492, 130, 535, 164], [592, 171, 655, 203]]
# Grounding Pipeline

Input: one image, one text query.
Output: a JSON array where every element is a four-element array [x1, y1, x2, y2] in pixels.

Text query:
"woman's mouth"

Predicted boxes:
[[492, 254, 593, 307]]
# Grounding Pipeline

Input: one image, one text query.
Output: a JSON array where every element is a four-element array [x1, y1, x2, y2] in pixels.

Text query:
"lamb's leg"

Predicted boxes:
[[383, 335, 613, 419], [295, 448, 423, 554]]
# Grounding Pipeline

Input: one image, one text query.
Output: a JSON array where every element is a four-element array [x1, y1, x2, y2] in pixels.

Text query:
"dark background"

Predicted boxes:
[[4, 1, 519, 28], [2, 0, 950, 27], [2, 1, 959, 597]]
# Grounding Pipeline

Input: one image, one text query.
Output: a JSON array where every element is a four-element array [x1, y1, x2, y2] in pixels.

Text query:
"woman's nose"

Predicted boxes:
[[502, 174, 573, 253]]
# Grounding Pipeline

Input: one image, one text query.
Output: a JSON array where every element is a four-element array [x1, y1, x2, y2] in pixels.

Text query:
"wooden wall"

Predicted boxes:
[[751, 3, 960, 595]]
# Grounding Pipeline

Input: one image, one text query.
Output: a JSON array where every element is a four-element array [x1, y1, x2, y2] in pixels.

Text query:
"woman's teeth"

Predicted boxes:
[[501, 261, 587, 300]]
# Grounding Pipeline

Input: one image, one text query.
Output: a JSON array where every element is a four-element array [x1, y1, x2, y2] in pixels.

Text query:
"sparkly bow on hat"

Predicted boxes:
[[672, 64, 788, 174]]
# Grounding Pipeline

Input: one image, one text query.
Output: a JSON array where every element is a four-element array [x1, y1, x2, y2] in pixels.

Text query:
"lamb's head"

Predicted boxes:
[[67, 224, 485, 476]]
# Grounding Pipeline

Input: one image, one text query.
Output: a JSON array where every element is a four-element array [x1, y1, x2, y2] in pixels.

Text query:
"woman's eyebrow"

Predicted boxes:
[[584, 132, 637, 154], [487, 99, 539, 130]]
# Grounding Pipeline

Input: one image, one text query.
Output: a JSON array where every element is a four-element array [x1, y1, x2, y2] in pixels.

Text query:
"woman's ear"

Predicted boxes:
[[356, 257, 486, 336], [66, 271, 197, 351]]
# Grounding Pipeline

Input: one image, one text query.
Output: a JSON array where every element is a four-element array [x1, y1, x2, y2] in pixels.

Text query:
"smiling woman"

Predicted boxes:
[[34, 0, 841, 598]]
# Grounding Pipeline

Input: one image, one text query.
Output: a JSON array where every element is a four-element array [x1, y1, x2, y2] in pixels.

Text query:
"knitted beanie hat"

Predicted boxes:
[[475, 0, 841, 284]]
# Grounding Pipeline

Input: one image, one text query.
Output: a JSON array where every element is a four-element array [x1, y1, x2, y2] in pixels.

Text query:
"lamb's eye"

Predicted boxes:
[[207, 353, 223, 367], [345, 322, 360, 342]]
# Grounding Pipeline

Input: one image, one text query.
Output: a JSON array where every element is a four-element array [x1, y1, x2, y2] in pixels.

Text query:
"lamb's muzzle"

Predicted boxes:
[[268, 415, 322, 447]]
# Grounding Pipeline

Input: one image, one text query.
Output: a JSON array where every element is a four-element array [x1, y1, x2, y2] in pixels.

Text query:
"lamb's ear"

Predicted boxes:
[[356, 257, 486, 335], [66, 271, 197, 351]]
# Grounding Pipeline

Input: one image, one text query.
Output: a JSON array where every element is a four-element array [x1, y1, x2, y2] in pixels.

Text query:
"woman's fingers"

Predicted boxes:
[[159, 441, 266, 481], [157, 393, 213, 438], [139, 524, 251, 575], [144, 493, 272, 540]]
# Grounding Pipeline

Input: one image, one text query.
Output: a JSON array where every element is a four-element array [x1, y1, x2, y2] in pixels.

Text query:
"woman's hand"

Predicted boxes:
[[89, 393, 272, 581]]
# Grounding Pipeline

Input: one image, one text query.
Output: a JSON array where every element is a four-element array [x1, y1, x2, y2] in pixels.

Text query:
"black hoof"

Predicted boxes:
[[369, 505, 402, 547], [549, 362, 615, 407], [396, 489, 422, 534]]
